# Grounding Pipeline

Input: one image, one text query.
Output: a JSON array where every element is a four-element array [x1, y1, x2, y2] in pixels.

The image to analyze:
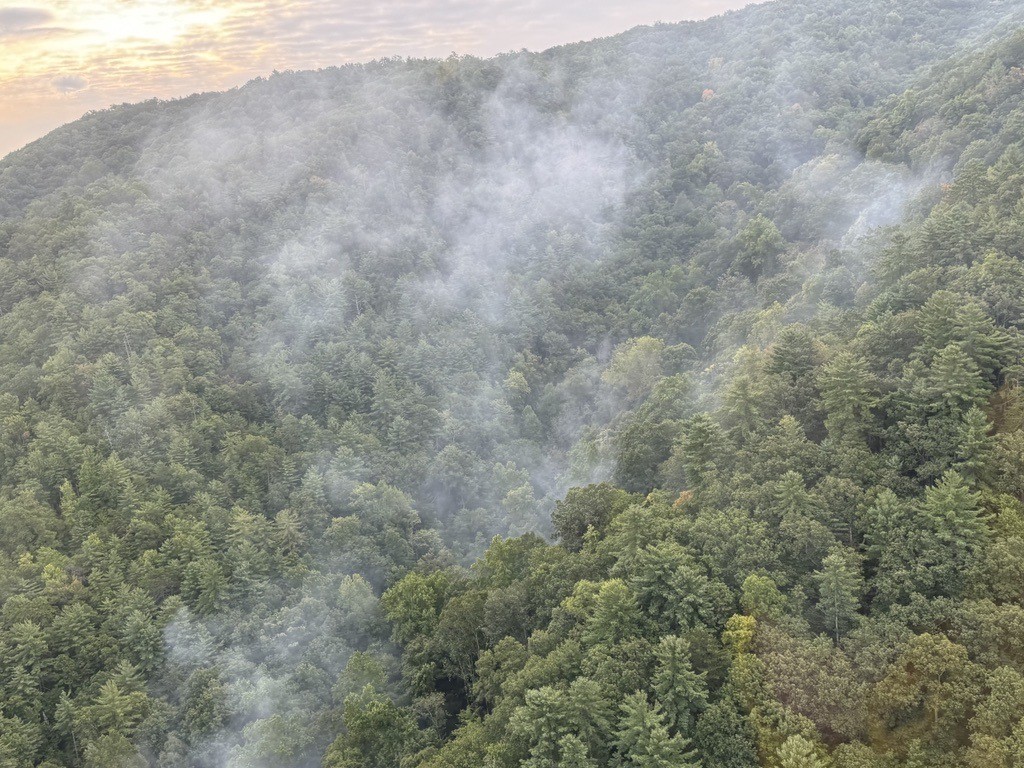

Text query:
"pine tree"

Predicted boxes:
[[916, 290, 964, 361], [874, 472, 987, 603], [863, 489, 905, 565], [615, 691, 699, 768], [950, 300, 1010, 379], [921, 470, 988, 589], [777, 734, 829, 768], [925, 344, 990, 415], [556, 735, 597, 768], [628, 541, 714, 631], [775, 471, 818, 520], [812, 546, 863, 641], [818, 351, 878, 440], [774, 472, 832, 573], [954, 406, 994, 483], [511, 680, 613, 766], [584, 579, 642, 646], [767, 325, 818, 381], [290, 468, 330, 535], [721, 348, 765, 444], [664, 413, 730, 491], [274, 509, 306, 560], [83, 733, 146, 768], [653, 635, 708, 733]]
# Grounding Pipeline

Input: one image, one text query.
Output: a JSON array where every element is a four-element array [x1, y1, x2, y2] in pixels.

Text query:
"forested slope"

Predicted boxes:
[[1, 1, 1024, 766]]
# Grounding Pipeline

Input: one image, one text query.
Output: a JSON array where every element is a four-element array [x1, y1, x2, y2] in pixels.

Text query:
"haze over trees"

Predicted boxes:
[[2, 0, 1024, 766]]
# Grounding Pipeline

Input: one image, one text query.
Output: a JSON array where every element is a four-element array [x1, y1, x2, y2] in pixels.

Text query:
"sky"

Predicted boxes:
[[0, 1, 755, 159]]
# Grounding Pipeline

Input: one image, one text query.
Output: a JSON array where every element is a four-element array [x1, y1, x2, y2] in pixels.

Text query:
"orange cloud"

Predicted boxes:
[[0, 0, 756, 158]]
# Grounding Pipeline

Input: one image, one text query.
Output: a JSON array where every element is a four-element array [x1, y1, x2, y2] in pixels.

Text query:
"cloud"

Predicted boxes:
[[50, 73, 87, 93], [0, 6, 52, 34], [0, 0, 757, 157], [206, 0, 754, 64]]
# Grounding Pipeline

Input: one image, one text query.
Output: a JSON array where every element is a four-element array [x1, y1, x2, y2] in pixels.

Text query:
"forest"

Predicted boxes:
[[3, 0, 1024, 765]]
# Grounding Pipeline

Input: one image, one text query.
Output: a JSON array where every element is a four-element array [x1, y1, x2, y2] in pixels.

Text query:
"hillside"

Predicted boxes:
[[2, 1, 1024, 766]]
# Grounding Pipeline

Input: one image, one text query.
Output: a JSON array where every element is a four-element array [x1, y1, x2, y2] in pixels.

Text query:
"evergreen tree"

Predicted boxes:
[[818, 351, 878, 440], [813, 546, 863, 641], [652, 635, 708, 733], [695, 698, 759, 768], [557, 735, 598, 768], [777, 734, 829, 768], [924, 344, 990, 415], [585, 579, 643, 647], [663, 413, 730, 492], [615, 691, 699, 768], [874, 472, 987, 604], [954, 406, 994, 483]]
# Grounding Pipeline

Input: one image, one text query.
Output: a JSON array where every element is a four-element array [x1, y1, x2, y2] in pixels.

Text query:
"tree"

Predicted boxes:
[[0, 714, 41, 768], [615, 691, 699, 768], [964, 666, 1024, 767], [732, 215, 785, 279], [721, 348, 766, 443], [916, 290, 965, 362], [740, 574, 787, 621], [77, 679, 151, 741], [871, 634, 981, 749], [552, 484, 635, 552], [474, 637, 528, 711], [0, 486, 59, 556], [954, 406, 994, 483], [863, 489, 904, 564], [662, 413, 730, 492], [695, 698, 759, 768], [777, 734, 829, 768], [818, 351, 878, 440], [813, 547, 863, 641], [434, 589, 488, 685], [774, 471, 818, 521], [951, 300, 1011, 380], [919, 470, 987, 582], [873, 473, 988, 604], [614, 411, 680, 494], [555, 735, 598, 768], [627, 540, 717, 631], [924, 344, 990, 415], [181, 558, 227, 615], [918, 293, 1010, 378], [584, 579, 642, 647], [323, 687, 418, 768], [653, 635, 708, 733], [182, 668, 229, 739], [775, 472, 834, 574], [510, 680, 614, 765], [523, 734, 599, 768], [688, 507, 780, 590], [83, 733, 146, 768], [381, 570, 457, 646], [602, 337, 666, 404]]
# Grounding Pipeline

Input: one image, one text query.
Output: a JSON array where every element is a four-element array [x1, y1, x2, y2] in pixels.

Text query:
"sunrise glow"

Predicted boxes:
[[0, 1, 753, 157]]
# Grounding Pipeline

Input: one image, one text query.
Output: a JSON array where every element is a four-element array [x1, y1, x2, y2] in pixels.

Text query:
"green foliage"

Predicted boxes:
[[652, 635, 708, 733], [813, 547, 863, 641], [324, 687, 419, 768], [552, 484, 636, 552], [0, 2, 1023, 767], [615, 691, 699, 767]]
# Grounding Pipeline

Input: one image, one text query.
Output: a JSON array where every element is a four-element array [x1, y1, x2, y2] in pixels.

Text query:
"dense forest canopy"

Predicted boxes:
[[3, 0, 1024, 765]]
